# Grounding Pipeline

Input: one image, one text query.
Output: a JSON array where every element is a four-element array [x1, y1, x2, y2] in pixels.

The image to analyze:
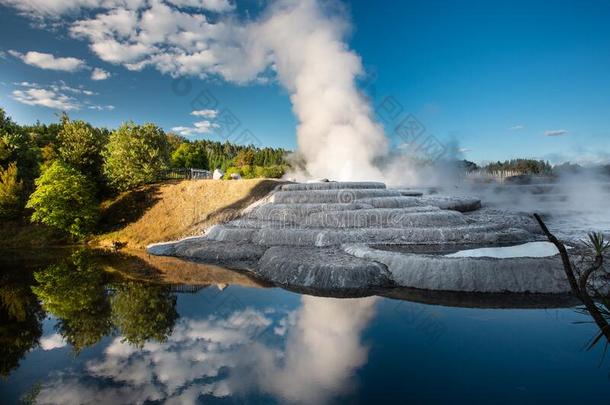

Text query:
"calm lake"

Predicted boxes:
[[1, 248, 609, 404]]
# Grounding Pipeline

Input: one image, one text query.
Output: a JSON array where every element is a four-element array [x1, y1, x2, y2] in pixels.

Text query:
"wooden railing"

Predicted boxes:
[[160, 168, 212, 180]]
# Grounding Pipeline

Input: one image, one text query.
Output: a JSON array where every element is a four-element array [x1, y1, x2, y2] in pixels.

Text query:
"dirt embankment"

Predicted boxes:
[[95, 179, 284, 249]]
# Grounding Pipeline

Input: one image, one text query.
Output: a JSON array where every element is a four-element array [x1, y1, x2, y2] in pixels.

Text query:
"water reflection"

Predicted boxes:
[[2, 249, 610, 403], [32, 250, 113, 352], [34, 295, 376, 404], [228, 296, 377, 403], [31, 250, 178, 352], [0, 264, 44, 377]]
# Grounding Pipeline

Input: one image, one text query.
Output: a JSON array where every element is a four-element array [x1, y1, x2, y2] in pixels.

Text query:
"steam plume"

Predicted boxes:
[[250, 0, 388, 180]]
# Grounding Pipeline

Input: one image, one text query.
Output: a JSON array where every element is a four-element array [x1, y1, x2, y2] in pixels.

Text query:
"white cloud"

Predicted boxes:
[[509, 124, 524, 131], [11, 81, 110, 111], [40, 333, 67, 350], [91, 67, 111, 80], [171, 120, 219, 136], [12, 87, 81, 110], [544, 129, 568, 137], [0, 0, 99, 17], [49, 81, 97, 95], [9, 50, 86, 72], [0, 0, 229, 18], [88, 104, 115, 110], [62, 0, 266, 81], [166, 0, 235, 12], [191, 109, 217, 118]]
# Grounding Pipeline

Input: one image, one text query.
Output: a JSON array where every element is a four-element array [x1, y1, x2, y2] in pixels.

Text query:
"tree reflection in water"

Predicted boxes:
[[0, 264, 44, 377], [33, 250, 113, 352], [32, 249, 178, 352], [111, 281, 178, 348]]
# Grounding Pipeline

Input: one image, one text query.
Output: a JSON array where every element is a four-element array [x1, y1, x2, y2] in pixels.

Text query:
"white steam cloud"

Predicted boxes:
[[249, 0, 388, 181]]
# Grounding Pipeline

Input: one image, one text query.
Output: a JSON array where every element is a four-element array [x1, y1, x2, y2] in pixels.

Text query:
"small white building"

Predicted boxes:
[[213, 168, 224, 180]]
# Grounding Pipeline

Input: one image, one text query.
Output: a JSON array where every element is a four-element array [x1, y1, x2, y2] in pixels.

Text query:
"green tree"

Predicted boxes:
[[26, 161, 99, 238], [0, 110, 41, 189], [111, 282, 178, 347], [103, 122, 170, 191], [171, 142, 208, 169], [234, 149, 255, 167], [32, 250, 112, 352], [57, 119, 106, 178], [0, 162, 24, 219]]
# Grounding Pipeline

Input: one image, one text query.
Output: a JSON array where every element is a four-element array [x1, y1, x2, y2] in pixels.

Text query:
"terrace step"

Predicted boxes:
[[356, 197, 424, 208], [305, 208, 466, 228], [256, 247, 393, 294], [271, 189, 402, 204], [280, 181, 386, 191], [246, 202, 371, 221]]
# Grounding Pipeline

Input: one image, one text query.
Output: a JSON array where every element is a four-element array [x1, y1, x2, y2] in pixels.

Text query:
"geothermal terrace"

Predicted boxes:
[[148, 181, 570, 295]]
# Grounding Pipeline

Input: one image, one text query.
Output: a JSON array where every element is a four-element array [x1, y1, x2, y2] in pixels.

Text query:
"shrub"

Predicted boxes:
[[0, 162, 24, 219], [26, 161, 99, 238], [240, 165, 255, 179], [103, 123, 170, 191], [223, 166, 242, 180], [255, 165, 286, 178]]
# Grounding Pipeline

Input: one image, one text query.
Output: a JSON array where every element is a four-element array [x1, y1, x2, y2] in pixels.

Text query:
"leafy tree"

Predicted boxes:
[[234, 149, 255, 167], [0, 162, 24, 219], [26, 161, 99, 238], [171, 142, 208, 169], [32, 250, 112, 352], [0, 111, 41, 189], [111, 282, 178, 347], [103, 122, 170, 191], [166, 133, 187, 153], [57, 119, 106, 178]]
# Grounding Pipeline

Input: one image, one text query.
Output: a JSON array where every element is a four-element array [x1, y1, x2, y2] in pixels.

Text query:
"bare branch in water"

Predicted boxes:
[[533, 213, 610, 349], [533, 213, 579, 295]]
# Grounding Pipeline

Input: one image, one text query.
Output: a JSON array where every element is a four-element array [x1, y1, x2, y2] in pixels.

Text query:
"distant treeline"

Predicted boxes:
[[459, 158, 610, 176], [0, 108, 289, 239]]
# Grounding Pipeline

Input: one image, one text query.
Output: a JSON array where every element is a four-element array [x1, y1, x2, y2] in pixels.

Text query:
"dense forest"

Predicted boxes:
[[0, 108, 289, 240]]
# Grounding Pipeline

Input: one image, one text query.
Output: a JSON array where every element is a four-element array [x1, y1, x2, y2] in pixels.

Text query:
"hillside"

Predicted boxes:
[[95, 179, 284, 249]]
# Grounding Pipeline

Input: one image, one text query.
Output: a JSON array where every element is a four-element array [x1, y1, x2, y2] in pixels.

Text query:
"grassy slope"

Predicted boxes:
[[94, 179, 283, 249]]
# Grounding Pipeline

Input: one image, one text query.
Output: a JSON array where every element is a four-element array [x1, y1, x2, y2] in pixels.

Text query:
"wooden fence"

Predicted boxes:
[[160, 168, 212, 180]]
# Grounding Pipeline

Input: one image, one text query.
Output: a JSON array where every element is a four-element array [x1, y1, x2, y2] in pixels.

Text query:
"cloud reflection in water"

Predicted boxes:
[[36, 296, 378, 404]]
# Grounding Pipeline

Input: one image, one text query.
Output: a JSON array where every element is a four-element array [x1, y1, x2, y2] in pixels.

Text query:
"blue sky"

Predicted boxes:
[[1, 0, 609, 164]]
